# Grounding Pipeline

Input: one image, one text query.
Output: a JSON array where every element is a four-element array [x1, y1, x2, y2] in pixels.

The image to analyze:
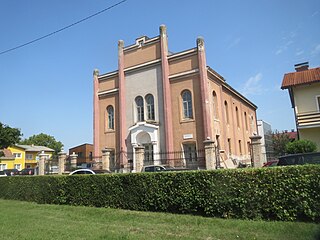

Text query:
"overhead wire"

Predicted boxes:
[[0, 0, 127, 56]]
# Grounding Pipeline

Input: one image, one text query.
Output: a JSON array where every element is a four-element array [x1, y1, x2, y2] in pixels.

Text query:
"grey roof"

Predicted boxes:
[[15, 145, 55, 152]]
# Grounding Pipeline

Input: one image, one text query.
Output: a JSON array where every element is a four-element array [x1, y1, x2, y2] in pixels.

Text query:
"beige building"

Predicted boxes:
[[281, 62, 320, 150], [93, 25, 258, 171]]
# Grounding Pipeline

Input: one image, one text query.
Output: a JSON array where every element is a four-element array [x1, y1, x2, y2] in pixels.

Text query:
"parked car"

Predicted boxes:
[[93, 169, 111, 174], [0, 170, 7, 177], [142, 165, 189, 172], [69, 169, 96, 175], [278, 152, 320, 166], [3, 169, 20, 176], [20, 168, 35, 175], [262, 160, 279, 167]]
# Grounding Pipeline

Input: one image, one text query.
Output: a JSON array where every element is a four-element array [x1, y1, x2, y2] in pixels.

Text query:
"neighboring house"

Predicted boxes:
[[0, 145, 55, 170], [69, 143, 93, 165], [93, 25, 258, 171], [257, 120, 274, 163], [0, 149, 15, 171], [281, 62, 320, 150]]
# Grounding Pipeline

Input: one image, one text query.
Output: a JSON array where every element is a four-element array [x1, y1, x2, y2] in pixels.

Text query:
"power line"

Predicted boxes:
[[0, 0, 127, 56]]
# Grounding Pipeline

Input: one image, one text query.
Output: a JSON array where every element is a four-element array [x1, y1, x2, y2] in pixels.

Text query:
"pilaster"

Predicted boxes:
[[160, 25, 174, 163], [118, 40, 127, 169], [197, 37, 212, 141], [93, 69, 100, 157]]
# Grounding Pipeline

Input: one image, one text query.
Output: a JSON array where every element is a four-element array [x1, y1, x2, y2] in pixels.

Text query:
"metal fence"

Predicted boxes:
[[84, 149, 205, 172]]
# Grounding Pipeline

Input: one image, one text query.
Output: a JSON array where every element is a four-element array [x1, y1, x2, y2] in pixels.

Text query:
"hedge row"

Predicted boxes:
[[0, 165, 319, 222]]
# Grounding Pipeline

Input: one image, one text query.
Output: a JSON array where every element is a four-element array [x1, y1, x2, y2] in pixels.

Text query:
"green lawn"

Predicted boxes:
[[0, 199, 319, 240]]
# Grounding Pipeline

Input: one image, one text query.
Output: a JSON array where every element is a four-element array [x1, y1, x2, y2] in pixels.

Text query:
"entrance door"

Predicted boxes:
[[143, 143, 154, 165]]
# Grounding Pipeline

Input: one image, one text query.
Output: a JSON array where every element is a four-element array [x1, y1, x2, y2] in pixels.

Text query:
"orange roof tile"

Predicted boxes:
[[281, 67, 320, 89]]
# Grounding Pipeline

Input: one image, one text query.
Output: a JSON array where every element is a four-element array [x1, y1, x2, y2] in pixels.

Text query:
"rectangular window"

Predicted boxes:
[[247, 142, 251, 155], [26, 154, 33, 160], [238, 140, 242, 155], [14, 164, 21, 170], [317, 96, 320, 111], [0, 164, 7, 170], [227, 138, 232, 155], [13, 153, 22, 158]]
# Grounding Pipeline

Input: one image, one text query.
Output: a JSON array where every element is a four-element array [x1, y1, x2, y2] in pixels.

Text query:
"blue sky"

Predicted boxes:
[[1, 0, 320, 151]]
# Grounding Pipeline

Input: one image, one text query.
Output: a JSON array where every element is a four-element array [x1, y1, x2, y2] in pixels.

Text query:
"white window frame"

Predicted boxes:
[[316, 95, 320, 112], [13, 153, 22, 159], [0, 164, 7, 170], [14, 164, 22, 170], [26, 154, 33, 160]]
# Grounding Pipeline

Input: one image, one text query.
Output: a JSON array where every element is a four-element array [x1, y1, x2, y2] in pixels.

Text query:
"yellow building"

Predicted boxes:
[[281, 62, 320, 150], [0, 145, 54, 170]]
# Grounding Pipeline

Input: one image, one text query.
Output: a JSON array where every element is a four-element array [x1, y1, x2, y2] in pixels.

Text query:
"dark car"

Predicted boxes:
[[0, 170, 7, 177], [3, 169, 20, 176], [278, 152, 320, 166], [20, 168, 35, 175], [142, 165, 189, 172]]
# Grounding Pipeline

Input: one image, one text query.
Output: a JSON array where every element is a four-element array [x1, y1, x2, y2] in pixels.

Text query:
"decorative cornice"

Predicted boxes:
[[168, 48, 197, 61], [169, 69, 199, 80], [98, 88, 119, 96], [123, 36, 160, 52], [124, 59, 161, 73], [98, 70, 118, 81]]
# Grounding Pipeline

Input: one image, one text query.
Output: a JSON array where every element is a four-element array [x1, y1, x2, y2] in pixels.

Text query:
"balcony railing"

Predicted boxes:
[[297, 111, 320, 128]]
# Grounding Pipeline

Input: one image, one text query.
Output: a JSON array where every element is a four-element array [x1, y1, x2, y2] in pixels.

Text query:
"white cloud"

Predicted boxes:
[[275, 40, 294, 55], [227, 37, 241, 49], [311, 44, 320, 55], [311, 11, 319, 17], [295, 50, 304, 56], [240, 73, 263, 96]]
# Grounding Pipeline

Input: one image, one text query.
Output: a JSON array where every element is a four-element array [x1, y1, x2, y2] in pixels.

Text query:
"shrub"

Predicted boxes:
[[0, 165, 319, 222], [286, 140, 317, 154]]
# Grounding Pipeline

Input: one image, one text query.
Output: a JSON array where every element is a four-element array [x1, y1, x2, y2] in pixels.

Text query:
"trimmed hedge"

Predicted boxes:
[[0, 165, 319, 222]]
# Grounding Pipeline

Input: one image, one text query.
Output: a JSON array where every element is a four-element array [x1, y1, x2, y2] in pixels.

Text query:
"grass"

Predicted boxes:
[[0, 199, 319, 240]]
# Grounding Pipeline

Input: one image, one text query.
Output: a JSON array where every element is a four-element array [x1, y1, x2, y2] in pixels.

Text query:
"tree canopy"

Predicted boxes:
[[19, 133, 63, 155], [286, 139, 317, 154], [0, 122, 22, 149], [272, 130, 292, 157]]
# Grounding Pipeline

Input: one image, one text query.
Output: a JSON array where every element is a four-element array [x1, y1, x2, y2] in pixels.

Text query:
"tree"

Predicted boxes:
[[272, 130, 291, 157], [0, 122, 22, 149], [19, 133, 63, 156], [286, 139, 317, 154]]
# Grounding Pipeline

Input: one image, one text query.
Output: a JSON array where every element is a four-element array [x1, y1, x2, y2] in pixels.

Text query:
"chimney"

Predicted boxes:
[[294, 62, 309, 72]]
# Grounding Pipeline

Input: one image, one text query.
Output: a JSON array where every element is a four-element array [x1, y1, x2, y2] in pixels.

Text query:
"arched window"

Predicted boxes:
[[212, 91, 218, 119], [135, 96, 144, 122], [235, 106, 240, 128], [107, 106, 114, 130], [182, 90, 193, 119], [145, 94, 155, 120], [224, 101, 229, 124]]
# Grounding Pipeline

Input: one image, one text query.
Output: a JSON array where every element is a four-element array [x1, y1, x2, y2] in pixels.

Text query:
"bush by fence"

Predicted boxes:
[[0, 165, 319, 222]]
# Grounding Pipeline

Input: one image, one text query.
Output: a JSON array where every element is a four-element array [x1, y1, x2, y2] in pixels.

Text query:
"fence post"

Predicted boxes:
[[70, 152, 78, 170], [38, 151, 46, 175], [134, 146, 145, 173], [250, 135, 263, 167], [58, 150, 67, 175], [204, 139, 216, 170], [101, 148, 112, 171]]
